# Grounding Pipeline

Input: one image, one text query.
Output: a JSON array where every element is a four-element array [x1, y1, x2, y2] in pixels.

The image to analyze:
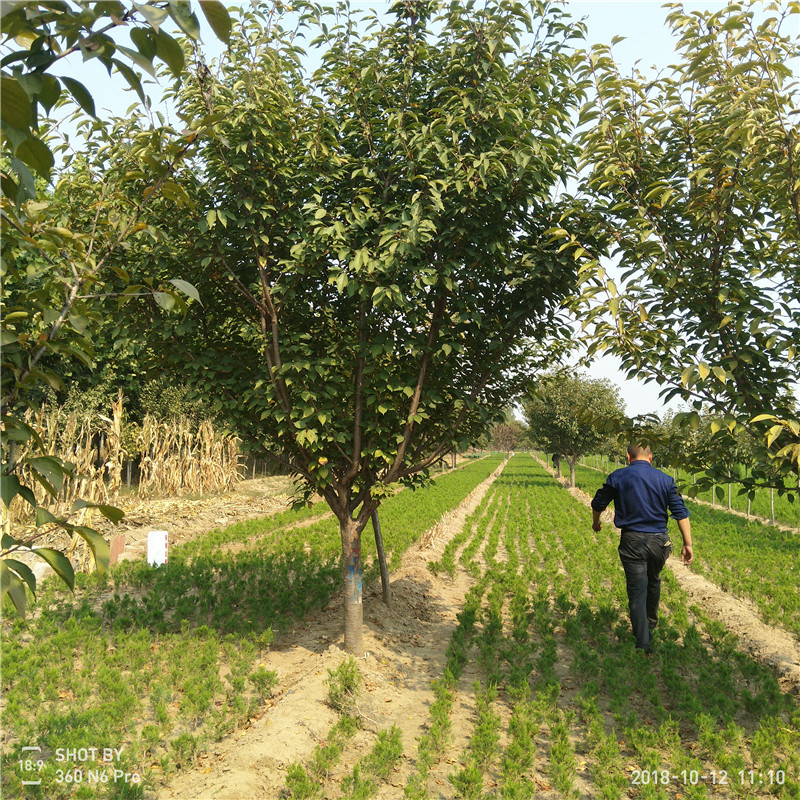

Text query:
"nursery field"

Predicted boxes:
[[565, 462, 800, 640], [0, 456, 503, 800], [3, 453, 799, 800]]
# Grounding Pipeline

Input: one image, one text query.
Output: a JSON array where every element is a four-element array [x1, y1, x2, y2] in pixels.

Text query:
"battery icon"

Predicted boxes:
[[21, 746, 42, 785]]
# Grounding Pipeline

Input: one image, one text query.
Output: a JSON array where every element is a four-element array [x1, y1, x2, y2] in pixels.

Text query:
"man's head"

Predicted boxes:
[[627, 444, 653, 463]]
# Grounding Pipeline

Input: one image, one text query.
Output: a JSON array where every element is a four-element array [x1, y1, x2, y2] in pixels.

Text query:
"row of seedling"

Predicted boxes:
[[284, 658, 404, 800], [408, 454, 798, 798], [1, 457, 501, 799]]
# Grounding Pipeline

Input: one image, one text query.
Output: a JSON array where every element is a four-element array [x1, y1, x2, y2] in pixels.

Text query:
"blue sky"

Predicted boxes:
[[61, 1, 747, 417]]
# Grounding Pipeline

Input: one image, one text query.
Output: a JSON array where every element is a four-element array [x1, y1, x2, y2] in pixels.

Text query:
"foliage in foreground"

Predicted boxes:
[[572, 0, 800, 492]]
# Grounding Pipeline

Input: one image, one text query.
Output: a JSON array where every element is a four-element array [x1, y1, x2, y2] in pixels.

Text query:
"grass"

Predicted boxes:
[[6, 451, 798, 798]]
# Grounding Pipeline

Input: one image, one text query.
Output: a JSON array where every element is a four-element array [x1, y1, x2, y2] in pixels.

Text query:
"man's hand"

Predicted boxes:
[[681, 545, 693, 565], [592, 520, 602, 532]]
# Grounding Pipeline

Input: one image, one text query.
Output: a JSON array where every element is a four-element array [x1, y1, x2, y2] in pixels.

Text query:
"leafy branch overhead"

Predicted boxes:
[[1, 0, 232, 202], [1, 1, 231, 614], [569, 0, 800, 488]]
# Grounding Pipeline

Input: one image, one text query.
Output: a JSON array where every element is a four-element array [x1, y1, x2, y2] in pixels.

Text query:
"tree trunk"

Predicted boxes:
[[568, 458, 577, 488], [341, 516, 364, 655], [745, 465, 750, 518], [770, 488, 775, 524], [372, 509, 391, 606]]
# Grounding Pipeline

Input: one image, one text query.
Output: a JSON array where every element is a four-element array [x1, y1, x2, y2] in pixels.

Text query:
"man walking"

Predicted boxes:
[[591, 444, 693, 655]]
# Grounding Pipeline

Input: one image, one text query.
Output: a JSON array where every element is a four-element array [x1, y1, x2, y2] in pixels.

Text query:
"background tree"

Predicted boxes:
[[522, 372, 624, 487], [487, 415, 529, 455], [571, 0, 800, 497], [140, 0, 584, 654]]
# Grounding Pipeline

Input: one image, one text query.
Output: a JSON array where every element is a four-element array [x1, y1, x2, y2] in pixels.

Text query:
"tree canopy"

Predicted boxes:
[[570, 0, 800, 494], [522, 372, 624, 487], [132, 0, 586, 652]]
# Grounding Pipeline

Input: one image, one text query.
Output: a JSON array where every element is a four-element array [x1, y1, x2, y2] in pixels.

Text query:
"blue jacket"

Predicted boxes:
[[591, 460, 690, 534]]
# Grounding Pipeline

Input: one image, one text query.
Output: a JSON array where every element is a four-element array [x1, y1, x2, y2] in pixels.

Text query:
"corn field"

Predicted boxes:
[[137, 416, 239, 498], [5, 392, 240, 524]]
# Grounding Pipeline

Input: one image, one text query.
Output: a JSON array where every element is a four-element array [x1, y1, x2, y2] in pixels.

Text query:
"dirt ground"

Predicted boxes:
[[128, 460, 800, 800]]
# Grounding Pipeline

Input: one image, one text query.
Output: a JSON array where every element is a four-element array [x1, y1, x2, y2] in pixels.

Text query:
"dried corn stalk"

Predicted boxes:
[[137, 415, 240, 498], [6, 399, 125, 523]]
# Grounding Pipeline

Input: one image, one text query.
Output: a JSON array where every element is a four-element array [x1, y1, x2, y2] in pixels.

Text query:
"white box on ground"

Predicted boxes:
[[147, 531, 168, 567]]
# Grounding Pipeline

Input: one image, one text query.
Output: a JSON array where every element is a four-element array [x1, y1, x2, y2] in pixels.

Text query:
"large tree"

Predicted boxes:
[[522, 372, 624, 487], [143, 0, 584, 653], [570, 0, 800, 496]]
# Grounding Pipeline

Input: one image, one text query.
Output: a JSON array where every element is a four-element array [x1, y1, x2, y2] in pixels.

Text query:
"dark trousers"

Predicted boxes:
[[618, 530, 672, 652]]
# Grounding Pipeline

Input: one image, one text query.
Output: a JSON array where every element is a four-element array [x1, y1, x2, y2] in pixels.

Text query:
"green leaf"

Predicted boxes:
[[199, 0, 232, 44], [3, 558, 36, 596], [0, 76, 31, 129], [32, 547, 75, 592], [168, 1, 201, 40], [697, 362, 710, 381], [35, 506, 58, 527], [115, 44, 156, 76], [37, 74, 61, 113], [111, 58, 147, 104], [26, 456, 66, 494], [154, 291, 176, 311], [0, 561, 28, 616], [155, 30, 185, 75], [60, 76, 96, 117], [69, 314, 90, 333], [14, 134, 54, 179], [70, 527, 111, 576], [130, 26, 157, 59], [135, 2, 169, 31], [169, 278, 202, 304], [72, 500, 125, 524], [1, 475, 21, 508]]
